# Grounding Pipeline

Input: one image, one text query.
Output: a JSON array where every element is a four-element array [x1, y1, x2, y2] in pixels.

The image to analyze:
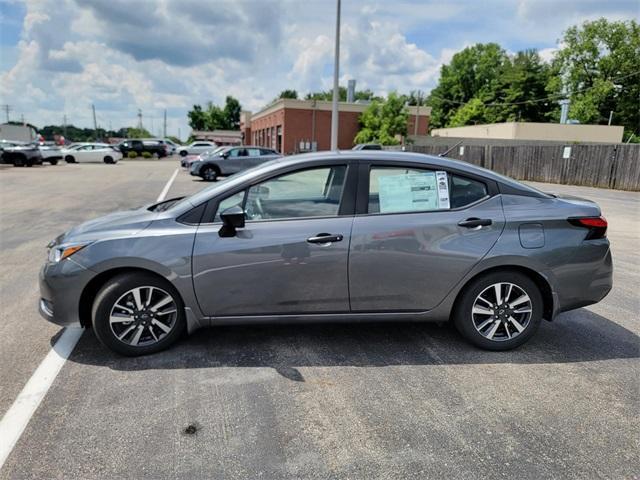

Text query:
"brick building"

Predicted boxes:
[[240, 99, 430, 154]]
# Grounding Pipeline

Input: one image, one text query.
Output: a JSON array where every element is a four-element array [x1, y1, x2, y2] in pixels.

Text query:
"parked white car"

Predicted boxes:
[[176, 141, 217, 157], [62, 143, 122, 164]]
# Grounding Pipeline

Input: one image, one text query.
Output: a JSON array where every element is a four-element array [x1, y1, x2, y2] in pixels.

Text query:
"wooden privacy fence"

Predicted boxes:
[[391, 144, 640, 191]]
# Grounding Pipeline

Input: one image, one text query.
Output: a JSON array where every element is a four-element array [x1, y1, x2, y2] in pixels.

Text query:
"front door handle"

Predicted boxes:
[[458, 218, 492, 228], [307, 233, 343, 244]]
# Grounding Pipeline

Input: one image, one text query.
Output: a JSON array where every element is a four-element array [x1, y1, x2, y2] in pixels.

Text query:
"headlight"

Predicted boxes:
[[47, 243, 91, 263]]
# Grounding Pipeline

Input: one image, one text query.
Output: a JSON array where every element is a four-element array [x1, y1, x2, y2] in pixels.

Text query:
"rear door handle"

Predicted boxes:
[[458, 218, 492, 228], [307, 233, 343, 244]]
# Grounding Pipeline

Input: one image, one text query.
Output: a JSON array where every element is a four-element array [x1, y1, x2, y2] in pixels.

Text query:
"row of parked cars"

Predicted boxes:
[[0, 137, 187, 167]]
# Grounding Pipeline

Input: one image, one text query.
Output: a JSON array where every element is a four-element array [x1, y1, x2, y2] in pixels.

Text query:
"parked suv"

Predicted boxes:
[[118, 139, 168, 157], [177, 141, 217, 157], [190, 146, 281, 181]]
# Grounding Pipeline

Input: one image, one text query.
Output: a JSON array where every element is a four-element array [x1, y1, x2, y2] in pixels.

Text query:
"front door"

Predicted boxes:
[[349, 164, 505, 311], [192, 164, 354, 317]]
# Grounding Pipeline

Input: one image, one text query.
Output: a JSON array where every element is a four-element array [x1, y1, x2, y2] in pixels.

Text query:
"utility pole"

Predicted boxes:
[[608, 110, 613, 126], [63, 114, 67, 137], [1, 104, 11, 122], [21, 114, 25, 125], [178, 127, 181, 141], [163, 109, 167, 138], [137, 109, 143, 129], [330, 0, 341, 150], [92, 104, 99, 141], [414, 90, 423, 136]]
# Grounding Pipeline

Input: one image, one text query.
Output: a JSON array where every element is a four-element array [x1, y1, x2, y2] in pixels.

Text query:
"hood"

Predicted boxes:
[[60, 207, 159, 244]]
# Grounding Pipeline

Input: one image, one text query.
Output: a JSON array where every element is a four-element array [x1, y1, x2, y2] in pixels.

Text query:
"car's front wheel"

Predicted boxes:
[[103, 156, 114, 164], [453, 271, 542, 350], [92, 273, 186, 356], [180, 150, 188, 157]]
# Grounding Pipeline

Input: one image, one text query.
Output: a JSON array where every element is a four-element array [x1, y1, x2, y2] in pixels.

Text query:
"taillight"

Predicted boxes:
[[568, 216, 607, 240]]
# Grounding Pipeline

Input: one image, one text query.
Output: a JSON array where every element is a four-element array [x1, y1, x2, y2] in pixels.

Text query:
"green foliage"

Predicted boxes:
[[305, 87, 382, 102], [166, 135, 182, 145], [188, 96, 242, 131], [141, 151, 152, 158], [278, 89, 298, 99], [127, 151, 138, 159], [428, 43, 555, 128], [551, 19, 639, 136], [127, 127, 152, 138], [354, 92, 408, 145]]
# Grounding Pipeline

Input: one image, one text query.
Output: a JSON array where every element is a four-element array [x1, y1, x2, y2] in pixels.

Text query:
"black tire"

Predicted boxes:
[[92, 272, 186, 356], [65, 155, 76, 163], [49, 159, 59, 165], [453, 270, 543, 351], [104, 156, 114, 164], [26, 161, 34, 167], [201, 166, 218, 181], [180, 150, 188, 157]]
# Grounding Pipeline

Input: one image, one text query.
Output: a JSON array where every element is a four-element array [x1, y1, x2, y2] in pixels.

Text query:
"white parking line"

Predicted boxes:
[[157, 167, 180, 202], [0, 327, 83, 468], [0, 167, 181, 470]]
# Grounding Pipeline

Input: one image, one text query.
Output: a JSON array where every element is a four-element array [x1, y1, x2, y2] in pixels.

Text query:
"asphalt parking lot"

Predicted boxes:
[[0, 159, 638, 479]]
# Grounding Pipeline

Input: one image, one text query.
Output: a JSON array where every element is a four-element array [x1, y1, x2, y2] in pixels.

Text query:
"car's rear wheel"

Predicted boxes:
[[92, 273, 186, 356], [104, 156, 114, 164], [201, 166, 218, 181], [49, 159, 58, 165], [65, 155, 76, 163], [453, 271, 542, 350]]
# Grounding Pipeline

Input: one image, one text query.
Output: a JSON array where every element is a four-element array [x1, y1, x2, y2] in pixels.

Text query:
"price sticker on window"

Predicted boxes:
[[436, 171, 450, 209]]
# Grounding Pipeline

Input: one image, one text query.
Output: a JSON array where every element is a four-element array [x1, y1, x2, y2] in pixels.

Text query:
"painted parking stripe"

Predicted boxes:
[[0, 327, 83, 467], [157, 167, 180, 202], [0, 167, 181, 470]]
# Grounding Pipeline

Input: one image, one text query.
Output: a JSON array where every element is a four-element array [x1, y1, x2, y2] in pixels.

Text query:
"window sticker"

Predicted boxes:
[[436, 171, 450, 209], [378, 171, 449, 213]]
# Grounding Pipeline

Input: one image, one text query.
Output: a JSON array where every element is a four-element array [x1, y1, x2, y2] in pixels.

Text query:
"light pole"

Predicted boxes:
[[330, 0, 341, 150]]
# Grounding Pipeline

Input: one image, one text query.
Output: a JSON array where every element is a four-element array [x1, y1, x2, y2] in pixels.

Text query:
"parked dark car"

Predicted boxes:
[[117, 139, 168, 157], [1, 142, 44, 167], [40, 151, 612, 356], [190, 146, 281, 181]]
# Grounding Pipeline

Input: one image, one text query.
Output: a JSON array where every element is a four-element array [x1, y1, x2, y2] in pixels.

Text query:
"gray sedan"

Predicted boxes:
[[190, 146, 281, 181], [39, 151, 612, 355]]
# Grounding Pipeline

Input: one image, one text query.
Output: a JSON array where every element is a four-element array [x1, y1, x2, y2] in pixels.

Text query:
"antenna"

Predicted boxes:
[[439, 140, 463, 157]]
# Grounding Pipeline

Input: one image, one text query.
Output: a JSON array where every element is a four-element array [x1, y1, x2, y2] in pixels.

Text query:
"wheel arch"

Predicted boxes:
[[452, 265, 555, 321], [78, 267, 182, 327]]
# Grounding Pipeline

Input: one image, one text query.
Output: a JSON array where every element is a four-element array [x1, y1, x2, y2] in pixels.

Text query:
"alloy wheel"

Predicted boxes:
[[109, 286, 178, 347], [471, 282, 532, 342]]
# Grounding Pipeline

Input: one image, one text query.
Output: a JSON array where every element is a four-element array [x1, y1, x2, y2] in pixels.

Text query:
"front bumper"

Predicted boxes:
[[39, 258, 93, 326]]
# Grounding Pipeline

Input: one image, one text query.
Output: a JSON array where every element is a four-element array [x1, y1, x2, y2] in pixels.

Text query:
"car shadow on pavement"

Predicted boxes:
[[65, 308, 639, 380]]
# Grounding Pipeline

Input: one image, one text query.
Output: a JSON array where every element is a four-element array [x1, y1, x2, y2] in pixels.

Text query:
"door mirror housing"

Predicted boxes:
[[219, 205, 245, 237], [220, 151, 229, 158]]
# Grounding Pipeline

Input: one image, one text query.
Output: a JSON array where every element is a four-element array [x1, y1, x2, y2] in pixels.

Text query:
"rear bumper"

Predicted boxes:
[[556, 241, 613, 314], [39, 259, 93, 327]]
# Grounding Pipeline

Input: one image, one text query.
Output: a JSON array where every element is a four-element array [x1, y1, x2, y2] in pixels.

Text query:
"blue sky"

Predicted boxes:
[[0, 0, 637, 139]]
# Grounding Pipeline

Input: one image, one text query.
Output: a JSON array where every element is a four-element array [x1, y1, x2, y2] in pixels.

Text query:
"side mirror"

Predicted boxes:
[[219, 205, 245, 237], [220, 151, 229, 158]]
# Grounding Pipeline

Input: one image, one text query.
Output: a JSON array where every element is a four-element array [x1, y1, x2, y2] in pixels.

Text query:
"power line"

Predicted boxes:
[[428, 71, 640, 107]]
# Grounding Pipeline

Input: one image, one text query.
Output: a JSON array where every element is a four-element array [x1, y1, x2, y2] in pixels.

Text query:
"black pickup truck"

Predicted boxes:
[[117, 139, 168, 157]]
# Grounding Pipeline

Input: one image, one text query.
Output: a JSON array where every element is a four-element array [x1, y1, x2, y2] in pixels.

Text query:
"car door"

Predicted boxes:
[[349, 162, 505, 312], [222, 148, 245, 174], [76, 145, 93, 162], [191, 161, 356, 317]]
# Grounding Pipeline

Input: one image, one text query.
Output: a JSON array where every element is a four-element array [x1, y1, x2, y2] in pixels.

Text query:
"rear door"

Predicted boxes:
[[349, 162, 505, 311], [192, 161, 357, 316]]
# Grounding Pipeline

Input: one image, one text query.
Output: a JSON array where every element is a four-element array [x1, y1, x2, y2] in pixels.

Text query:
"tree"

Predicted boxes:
[[550, 19, 640, 137], [354, 92, 408, 145], [428, 43, 508, 128], [278, 89, 298, 99], [305, 87, 381, 102], [448, 98, 488, 127], [127, 127, 152, 138], [187, 96, 242, 131]]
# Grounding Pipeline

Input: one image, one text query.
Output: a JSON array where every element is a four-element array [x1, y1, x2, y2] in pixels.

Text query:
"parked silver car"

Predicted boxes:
[[190, 145, 281, 181], [39, 151, 612, 356]]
